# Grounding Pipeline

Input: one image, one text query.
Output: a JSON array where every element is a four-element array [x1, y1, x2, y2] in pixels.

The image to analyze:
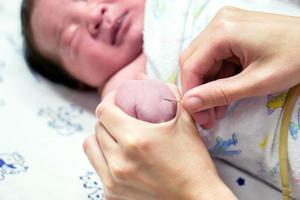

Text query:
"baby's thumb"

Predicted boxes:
[[182, 74, 249, 113]]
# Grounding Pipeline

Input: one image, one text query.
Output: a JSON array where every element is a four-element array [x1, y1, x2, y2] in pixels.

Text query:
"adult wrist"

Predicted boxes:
[[185, 176, 238, 200]]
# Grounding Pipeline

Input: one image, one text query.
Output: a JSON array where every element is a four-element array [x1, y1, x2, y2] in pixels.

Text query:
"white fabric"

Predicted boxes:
[[144, 0, 300, 199]]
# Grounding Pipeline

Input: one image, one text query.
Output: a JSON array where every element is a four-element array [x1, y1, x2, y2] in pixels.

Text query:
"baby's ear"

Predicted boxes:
[[136, 73, 148, 80]]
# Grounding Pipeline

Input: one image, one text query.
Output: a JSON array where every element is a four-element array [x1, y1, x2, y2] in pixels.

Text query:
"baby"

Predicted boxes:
[[21, 0, 147, 95], [21, 0, 300, 198]]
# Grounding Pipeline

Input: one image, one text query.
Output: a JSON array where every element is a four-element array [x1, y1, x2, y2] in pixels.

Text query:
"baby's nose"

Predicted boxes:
[[87, 4, 108, 37]]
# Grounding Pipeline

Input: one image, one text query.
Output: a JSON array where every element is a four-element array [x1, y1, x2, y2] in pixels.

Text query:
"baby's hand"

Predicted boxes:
[[115, 80, 177, 123]]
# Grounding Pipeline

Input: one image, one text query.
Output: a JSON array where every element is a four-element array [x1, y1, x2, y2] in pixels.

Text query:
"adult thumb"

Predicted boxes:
[[182, 74, 250, 113]]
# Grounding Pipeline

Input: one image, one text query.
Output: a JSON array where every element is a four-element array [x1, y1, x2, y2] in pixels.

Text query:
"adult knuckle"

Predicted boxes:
[[179, 54, 187, 69], [113, 168, 126, 180], [214, 7, 239, 33], [104, 192, 117, 200], [214, 84, 230, 105], [95, 102, 103, 119], [82, 135, 94, 154], [137, 138, 152, 151], [214, 19, 234, 36], [124, 135, 140, 150], [105, 181, 117, 193], [126, 135, 152, 154], [217, 6, 238, 18], [212, 80, 239, 105], [181, 61, 192, 76], [111, 161, 132, 180], [124, 135, 139, 151]]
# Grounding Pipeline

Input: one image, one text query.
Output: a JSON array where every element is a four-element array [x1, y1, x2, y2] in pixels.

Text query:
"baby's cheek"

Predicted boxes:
[[115, 80, 177, 123]]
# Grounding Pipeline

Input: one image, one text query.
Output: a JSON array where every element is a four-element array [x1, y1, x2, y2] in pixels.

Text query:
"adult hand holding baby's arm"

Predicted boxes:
[[83, 86, 237, 200], [180, 7, 300, 129]]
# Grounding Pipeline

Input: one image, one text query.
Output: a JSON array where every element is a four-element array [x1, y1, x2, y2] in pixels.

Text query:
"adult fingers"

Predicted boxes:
[[95, 122, 119, 159], [96, 91, 150, 146], [215, 105, 228, 119], [180, 23, 236, 95], [186, 60, 238, 128], [182, 72, 248, 113], [214, 61, 239, 120], [83, 134, 113, 186]]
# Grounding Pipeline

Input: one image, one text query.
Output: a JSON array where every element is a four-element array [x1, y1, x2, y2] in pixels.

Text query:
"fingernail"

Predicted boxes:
[[187, 96, 203, 111]]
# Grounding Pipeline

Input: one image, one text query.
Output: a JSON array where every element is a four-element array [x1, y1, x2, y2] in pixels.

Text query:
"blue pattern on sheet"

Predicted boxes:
[[0, 152, 28, 181], [209, 133, 242, 157], [38, 104, 84, 136], [80, 171, 104, 200], [289, 105, 300, 140]]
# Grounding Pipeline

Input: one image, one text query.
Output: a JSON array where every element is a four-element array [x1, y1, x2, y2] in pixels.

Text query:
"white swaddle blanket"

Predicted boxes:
[[144, 0, 300, 198]]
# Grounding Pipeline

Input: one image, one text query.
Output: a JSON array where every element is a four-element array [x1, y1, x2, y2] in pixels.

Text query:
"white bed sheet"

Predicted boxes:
[[0, 0, 298, 199]]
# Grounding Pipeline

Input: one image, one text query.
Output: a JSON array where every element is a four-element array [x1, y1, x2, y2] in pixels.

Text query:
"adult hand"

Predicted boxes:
[[180, 6, 300, 129], [83, 86, 236, 200]]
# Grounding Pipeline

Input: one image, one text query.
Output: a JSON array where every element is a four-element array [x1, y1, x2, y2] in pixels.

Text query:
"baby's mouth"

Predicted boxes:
[[111, 11, 128, 45]]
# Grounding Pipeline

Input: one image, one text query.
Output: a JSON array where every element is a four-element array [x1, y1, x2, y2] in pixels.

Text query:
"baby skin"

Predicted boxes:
[[115, 79, 177, 123]]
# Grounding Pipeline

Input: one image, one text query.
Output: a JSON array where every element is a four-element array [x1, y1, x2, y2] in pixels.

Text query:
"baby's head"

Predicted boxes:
[[21, 0, 145, 90]]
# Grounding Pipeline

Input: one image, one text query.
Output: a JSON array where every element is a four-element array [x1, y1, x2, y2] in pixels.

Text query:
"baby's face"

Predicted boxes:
[[31, 0, 145, 87]]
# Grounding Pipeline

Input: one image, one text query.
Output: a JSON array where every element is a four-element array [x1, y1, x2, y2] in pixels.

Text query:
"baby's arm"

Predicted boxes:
[[115, 79, 177, 123]]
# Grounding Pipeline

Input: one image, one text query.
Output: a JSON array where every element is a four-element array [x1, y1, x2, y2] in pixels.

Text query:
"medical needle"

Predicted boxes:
[[163, 98, 182, 104]]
